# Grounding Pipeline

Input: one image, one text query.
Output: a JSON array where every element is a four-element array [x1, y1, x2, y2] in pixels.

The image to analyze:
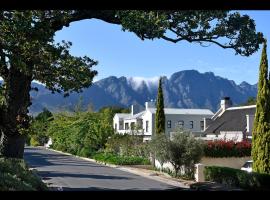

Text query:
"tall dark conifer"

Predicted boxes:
[[252, 39, 270, 174], [155, 77, 165, 135]]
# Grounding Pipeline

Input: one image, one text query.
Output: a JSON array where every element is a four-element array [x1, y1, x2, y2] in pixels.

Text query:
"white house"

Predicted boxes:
[[203, 97, 256, 142], [113, 101, 214, 141]]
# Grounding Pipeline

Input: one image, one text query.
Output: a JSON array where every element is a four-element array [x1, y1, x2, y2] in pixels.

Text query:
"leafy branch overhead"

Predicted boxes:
[[0, 10, 264, 97]]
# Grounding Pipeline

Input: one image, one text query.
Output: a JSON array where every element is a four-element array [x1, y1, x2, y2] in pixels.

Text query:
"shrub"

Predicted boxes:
[[0, 158, 48, 191], [204, 166, 270, 190], [30, 136, 40, 146], [48, 111, 114, 157], [92, 152, 150, 165], [105, 134, 149, 158], [204, 140, 251, 157], [150, 130, 204, 179]]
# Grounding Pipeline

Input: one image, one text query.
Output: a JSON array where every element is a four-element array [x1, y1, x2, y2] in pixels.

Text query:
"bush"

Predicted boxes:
[[30, 136, 40, 146], [150, 130, 204, 179], [105, 134, 149, 158], [0, 158, 48, 191], [204, 166, 270, 190], [48, 111, 114, 157], [204, 140, 251, 157], [93, 152, 150, 165]]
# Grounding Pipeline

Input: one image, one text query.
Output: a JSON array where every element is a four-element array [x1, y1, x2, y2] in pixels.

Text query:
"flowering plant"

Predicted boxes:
[[204, 139, 251, 157]]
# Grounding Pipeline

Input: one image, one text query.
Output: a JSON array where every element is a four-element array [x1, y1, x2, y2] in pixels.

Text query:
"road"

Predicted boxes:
[[24, 147, 184, 191]]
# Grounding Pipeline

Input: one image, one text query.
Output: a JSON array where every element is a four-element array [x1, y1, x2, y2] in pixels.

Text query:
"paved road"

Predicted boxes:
[[24, 147, 183, 191]]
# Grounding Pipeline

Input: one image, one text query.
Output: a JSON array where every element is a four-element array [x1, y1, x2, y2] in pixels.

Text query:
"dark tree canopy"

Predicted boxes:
[[0, 10, 264, 158]]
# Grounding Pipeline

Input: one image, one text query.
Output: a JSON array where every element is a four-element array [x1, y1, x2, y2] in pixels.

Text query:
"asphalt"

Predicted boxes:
[[24, 147, 185, 191]]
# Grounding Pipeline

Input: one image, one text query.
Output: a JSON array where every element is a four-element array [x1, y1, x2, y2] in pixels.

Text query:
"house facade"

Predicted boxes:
[[113, 101, 214, 141], [203, 97, 256, 142]]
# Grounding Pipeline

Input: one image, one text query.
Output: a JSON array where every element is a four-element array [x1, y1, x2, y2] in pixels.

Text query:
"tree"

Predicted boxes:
[[28, 108, 53, 146], [252, 40, 270, 174], [241, 96, 257, 106], [0, 11, 264, 158], [166, 131, 204, 178], [155, 77, 165, 135], [149, 134, 169, 169], [151, 129, 204, 178]]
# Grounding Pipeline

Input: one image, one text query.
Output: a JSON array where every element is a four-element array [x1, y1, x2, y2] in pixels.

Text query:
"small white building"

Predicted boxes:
[[113, 101, 214, 141], [203, 97, 256, 142]]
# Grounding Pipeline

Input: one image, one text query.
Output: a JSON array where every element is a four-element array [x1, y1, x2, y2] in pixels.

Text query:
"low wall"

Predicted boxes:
[[200, 156, 251, 169], [155, 156, 251, 180]]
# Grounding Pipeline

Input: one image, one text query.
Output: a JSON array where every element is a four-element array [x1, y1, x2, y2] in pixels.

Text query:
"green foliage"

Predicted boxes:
[[155, 77, 165, 135], [252, 40, 270, 174], [93, 152, 150, 165], [118, 10, 264, 56], [48, 109, 114, 157], [241, 96, 256, 106], [105, 134, 149, 158], [204, 140, 251, 158], [30, 136, 40, 147], [0, 158, 48, 191], [150, 130, 204, 178], [149, 134, 169, 167], [28, 108, 53, 146], [168, 131, 204, 178], [204, 166, 270, 190]]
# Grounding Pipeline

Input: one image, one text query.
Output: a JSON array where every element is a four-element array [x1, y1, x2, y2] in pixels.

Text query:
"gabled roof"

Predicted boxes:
[[125, 111, 145, 120], [147, 108, 214, 115], [204, 105, 256, 134], [114, 113, 131, 119]]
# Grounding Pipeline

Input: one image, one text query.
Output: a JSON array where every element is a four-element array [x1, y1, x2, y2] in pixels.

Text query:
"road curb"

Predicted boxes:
[[45, 147, 190, 189]]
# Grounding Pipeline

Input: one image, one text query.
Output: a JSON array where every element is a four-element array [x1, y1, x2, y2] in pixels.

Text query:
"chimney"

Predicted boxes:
[[131, 104, 140, 116], [246, 114, 255, 134], [220, 97, 232, 111]]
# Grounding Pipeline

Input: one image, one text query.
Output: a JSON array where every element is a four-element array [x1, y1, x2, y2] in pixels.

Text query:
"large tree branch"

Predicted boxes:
[[49, 10, 121, 32]]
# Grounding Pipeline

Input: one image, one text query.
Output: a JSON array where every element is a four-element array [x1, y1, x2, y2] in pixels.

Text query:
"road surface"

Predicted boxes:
[[24, 147, 184, 191]]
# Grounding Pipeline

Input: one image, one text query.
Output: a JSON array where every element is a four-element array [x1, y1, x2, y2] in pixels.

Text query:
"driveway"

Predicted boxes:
[[24, 147, 185, 191]]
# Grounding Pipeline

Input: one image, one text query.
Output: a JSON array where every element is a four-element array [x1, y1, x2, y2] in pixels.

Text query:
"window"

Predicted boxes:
[[119, 121, 124, 130], [178, 120, 184, 128], [190, 121, 194, 129], [125, 123, 129, 130], [115, 123, 117, 131], [146, 121, 149, 132], [200, 121, 204, 131], [167, 120, 171, 128]]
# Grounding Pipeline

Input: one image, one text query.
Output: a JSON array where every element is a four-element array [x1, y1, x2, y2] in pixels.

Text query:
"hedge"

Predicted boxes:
[[0, 158, 48, 191], [92, 152, 151, 165], [204, 140, 251, 157], [204, 166, 270, 190]]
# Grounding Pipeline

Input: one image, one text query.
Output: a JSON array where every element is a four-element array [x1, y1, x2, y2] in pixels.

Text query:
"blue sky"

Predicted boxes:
[[54, 11, 270, 85]]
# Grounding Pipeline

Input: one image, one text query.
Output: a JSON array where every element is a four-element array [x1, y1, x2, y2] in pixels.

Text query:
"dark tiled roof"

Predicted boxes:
[[204, 106, 256, 134]]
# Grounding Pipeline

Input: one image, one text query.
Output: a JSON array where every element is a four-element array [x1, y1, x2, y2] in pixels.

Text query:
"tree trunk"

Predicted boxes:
[[0, 132, 26, 158], [0, 67, 32, 158]]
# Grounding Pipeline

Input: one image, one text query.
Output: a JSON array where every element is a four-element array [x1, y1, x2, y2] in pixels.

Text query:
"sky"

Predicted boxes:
[[54, 11, 270, 85]]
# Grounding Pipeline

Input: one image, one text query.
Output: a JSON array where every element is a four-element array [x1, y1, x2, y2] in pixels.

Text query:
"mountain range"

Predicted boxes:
[[26, 69, 257, 115], [0, 70, 258, 115]]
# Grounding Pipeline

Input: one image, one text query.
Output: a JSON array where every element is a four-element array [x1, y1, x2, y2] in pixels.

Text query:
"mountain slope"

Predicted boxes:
[[1, 70, 258, 115]]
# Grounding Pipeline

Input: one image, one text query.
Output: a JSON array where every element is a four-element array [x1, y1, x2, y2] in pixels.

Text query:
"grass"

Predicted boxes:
[[0, 157, 48, 191]]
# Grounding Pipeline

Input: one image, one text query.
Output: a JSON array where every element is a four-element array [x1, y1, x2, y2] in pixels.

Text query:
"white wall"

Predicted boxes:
[[165, 114, 213, 136]]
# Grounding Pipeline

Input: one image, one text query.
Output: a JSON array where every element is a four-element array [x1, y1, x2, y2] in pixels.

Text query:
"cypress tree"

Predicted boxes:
[[155, 77, 165, 135], [252, 39, 270, 174]]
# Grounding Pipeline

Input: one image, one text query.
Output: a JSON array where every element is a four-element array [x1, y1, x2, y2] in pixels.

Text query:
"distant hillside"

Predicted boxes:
[[0, 70, 258, 115]]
